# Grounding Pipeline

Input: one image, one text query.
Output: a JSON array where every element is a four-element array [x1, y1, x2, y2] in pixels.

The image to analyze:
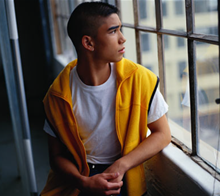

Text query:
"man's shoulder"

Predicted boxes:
[[124, 58, 157, 78], [115, 58, 158, 91], [44, 59, 78, 99]]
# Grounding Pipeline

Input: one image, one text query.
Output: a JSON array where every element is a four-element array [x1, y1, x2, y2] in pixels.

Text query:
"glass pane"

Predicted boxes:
[[164, 36, 192, 149], [194, 0, 218, 36], [123, 27, 137, 63], [196, 42, 219, 170], [138, 0, 156, 28], [140, 32, 158, 75], [162, 0, 186, 32], [120, 0, 134, 24], [108, 0, 116, 6], [51, 0, 76, 61]]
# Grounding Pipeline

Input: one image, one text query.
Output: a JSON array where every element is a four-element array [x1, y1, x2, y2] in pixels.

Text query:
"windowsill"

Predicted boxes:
[[145, 143, 220, 196], [164, 143, 220, 194], [169, 119, 220, 173]]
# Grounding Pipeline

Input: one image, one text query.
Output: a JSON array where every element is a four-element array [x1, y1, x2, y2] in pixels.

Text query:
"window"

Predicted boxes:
[[194, 0, 218, 35], [164, 35, 169, 49], [177, 36, 185, 47], [194, 0, 208, 13], [115, 0, 219, 177], [178, 61, 187, 79], [138, 0, 147, 20], [49, 0, 220, 179], [163, 0, 186, 31], [141, 33, 150, 52], [174, 0, 184, 15], [162, 1, 167, 17], [49, 0, 78, 63]]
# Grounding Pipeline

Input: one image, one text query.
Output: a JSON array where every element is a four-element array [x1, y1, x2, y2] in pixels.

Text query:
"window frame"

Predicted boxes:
[[113, 0, 219, 178]]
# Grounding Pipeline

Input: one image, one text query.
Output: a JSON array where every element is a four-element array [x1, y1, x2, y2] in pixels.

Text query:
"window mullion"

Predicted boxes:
[[155, 0, 166, 100], [115, 0, 122, 24], [187, 39, 199, 156], [133, 0, 141, 64], [185, 0, 198, 156]]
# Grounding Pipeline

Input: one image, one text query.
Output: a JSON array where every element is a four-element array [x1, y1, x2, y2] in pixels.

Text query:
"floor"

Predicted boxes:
[[0, 113, 50, 196]]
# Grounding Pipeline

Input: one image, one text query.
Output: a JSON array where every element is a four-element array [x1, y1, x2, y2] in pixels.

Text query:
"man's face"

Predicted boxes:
[[92, 13, 126, 63]]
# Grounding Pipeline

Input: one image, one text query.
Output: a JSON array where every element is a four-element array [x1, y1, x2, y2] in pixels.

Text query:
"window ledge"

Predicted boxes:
[[145, 143, 220, 196]]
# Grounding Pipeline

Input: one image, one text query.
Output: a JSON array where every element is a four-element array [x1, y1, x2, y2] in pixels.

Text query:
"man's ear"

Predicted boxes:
[[81, 35, 94, 51]]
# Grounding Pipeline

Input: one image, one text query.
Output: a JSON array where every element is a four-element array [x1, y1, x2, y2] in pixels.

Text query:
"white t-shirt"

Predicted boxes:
[[44, 63, 168, 164]]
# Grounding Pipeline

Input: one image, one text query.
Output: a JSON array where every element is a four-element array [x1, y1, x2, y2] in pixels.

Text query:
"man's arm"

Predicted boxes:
[[104, 114, 171, 181], [47, 135, 123, 195]]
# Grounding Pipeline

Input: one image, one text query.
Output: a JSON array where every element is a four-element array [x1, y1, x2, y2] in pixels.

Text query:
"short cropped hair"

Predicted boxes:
[[67, 2, 118, 52]]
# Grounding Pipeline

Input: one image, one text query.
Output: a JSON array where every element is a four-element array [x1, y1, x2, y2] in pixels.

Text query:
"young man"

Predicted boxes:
[[41, 2, 171, 196]]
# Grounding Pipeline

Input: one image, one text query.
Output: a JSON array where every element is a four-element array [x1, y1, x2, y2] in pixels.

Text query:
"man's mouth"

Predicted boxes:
[[119, 47, 125, 53]]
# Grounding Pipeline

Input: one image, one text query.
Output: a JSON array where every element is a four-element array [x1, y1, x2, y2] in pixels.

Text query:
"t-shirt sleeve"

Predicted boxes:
[[147, 88, 168, 124], [43, 119, 57, 138]]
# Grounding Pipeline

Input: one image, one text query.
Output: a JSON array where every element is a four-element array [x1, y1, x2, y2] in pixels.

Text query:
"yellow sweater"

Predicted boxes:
[[41, 58, 159, 196]]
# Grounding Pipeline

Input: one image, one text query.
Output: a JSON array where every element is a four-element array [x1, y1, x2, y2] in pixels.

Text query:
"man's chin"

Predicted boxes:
[[112, 56, 124, 63]]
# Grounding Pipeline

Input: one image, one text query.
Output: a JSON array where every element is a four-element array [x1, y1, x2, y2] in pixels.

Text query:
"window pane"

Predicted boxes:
[[123, 27, 137, 63], [140, 32, 158, 75], [138, 0, 147, 19], [50, 0, 76, 61], [164, 36, 191, 149], [120, 0, 134, 24], [177, 35, 185, 48], [141, 33, 150, 52], [162, 0, 186, 32], [196, 42, 220, 169], [194, 0, 218, 36], [107, 0, 116, 6], [138, 0, 156, 28], [162, 1, 167, 17], [164, 35, 169, 49]]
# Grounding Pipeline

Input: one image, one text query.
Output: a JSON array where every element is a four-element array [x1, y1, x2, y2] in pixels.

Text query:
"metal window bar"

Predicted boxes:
[[121, 24, 218, 45], [185, 0, 199, 156], [121, 0, 167, 98], [50, 0, 62, 54], [115, 0, 121, 19], [133, 0, 141, 64], [155, 0, 166, 99], [56, 0, 66, 54]]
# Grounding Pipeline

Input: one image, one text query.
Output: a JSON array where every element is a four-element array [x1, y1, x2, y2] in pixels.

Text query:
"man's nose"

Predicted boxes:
[[119, 31, 126, 44]]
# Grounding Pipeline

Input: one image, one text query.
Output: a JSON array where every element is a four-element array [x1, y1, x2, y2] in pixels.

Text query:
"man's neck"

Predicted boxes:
[[76, 58, 111, 86]]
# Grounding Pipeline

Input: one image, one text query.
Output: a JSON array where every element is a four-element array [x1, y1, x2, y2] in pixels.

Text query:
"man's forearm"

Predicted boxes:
[[105, 115, 171, 177], [50, 155, 85, 190], [118, 128, 171, 172]]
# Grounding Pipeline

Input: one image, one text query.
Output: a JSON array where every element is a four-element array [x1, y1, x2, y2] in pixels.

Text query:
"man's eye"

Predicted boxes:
[[111, 30, 116, 34], [120, 25, 123, 32]]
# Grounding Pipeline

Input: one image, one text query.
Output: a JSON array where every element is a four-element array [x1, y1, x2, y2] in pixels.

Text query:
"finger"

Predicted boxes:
[[105, 188, 122, 196], [105, 181, 123, 191], [103, 172, 120, 180]]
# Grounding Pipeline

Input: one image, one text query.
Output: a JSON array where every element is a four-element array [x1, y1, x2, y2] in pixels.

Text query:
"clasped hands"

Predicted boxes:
[[80, 160, 125, 196]]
